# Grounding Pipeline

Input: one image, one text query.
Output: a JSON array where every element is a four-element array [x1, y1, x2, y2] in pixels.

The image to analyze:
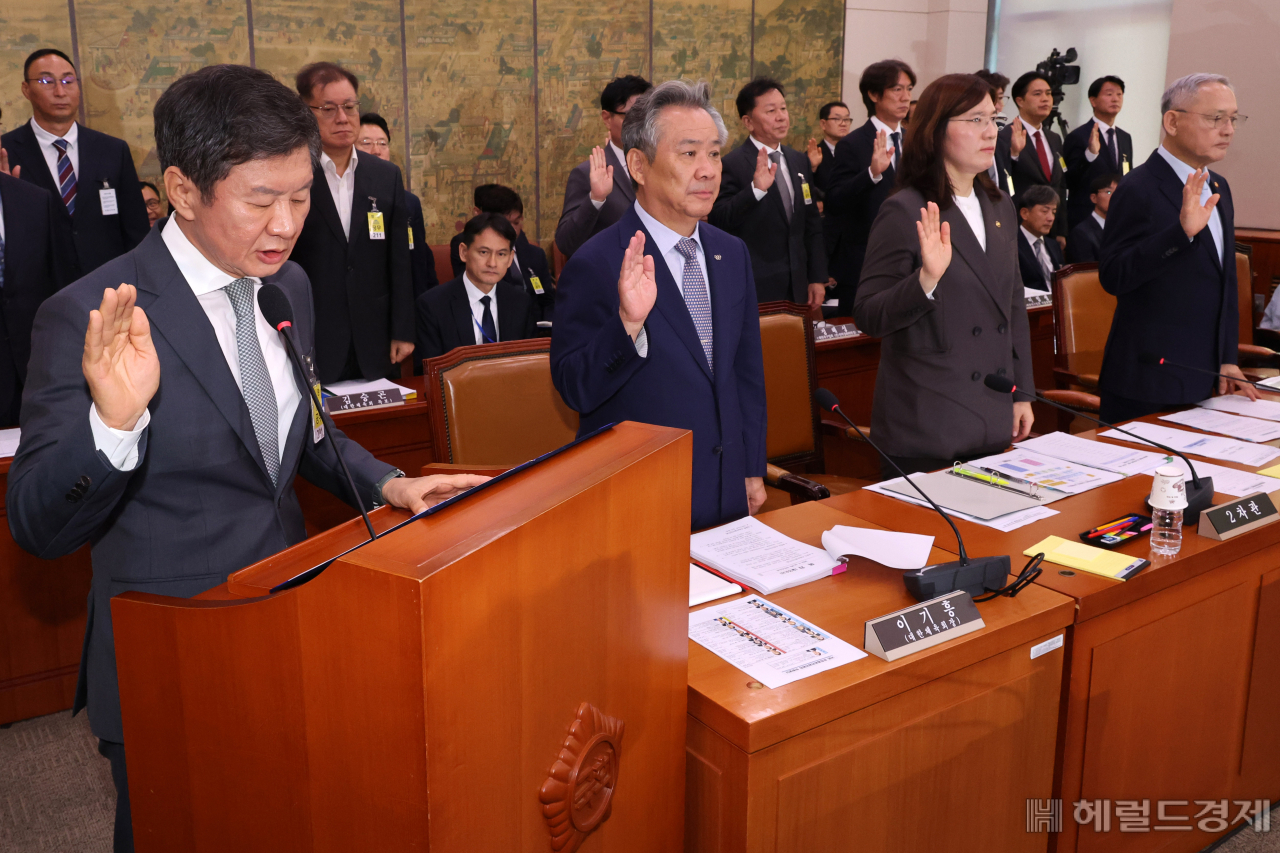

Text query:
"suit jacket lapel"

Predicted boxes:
[[12, 125, 62, 199], [350, 163, 373, 249], [311, 166, 347, 245], [947, 192, 1007, 320], [1210, 171, 1230, 273], [270, 275, 314, 495], [134, 226, 274, 486], [704, 229, 738, 387], [1150, 153, 1225, 274], [452, 284, 476, 346], [625, 210, 713, 381]]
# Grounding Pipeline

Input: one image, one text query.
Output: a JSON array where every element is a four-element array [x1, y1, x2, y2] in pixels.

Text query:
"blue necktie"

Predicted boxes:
[[675, 237, 713, 373], [480, 294, 497, 343]]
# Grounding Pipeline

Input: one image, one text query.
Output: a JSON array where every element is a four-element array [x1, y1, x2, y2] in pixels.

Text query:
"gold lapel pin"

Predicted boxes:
[[995, 221, 1001, 228], [714, 254, 722, 260]]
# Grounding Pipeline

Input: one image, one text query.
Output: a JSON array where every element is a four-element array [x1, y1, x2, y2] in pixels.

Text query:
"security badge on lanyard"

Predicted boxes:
[[367, 196, 385, 240], [304, 353, 325, 443], [798, 173, 813, 205]]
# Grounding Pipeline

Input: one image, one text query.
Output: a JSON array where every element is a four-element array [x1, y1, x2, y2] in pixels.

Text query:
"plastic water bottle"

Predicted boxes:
[[1150, 507, 1183, 555]]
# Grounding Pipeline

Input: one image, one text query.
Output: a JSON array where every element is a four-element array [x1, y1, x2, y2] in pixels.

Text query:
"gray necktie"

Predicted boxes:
[[223, 277, 279, 485], [1034, 238, 1054, 286], [768, 150, 792, 221], [675, 237, 714, 373]]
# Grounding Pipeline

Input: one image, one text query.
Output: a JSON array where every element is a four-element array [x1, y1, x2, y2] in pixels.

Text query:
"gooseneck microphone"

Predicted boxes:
[[815, 388, 1013, 602], [1139, 352, 1272, 392], [258, 284, 376, 541], [982, 374, 1214, 522]]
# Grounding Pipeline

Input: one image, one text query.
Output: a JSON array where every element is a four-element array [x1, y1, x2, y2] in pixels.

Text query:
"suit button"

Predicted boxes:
[[971, 372, 981, 382], [65, 492, 78, 503], [347, 264, 354, 272], [972, 326, 982, 337], [997, 368, 1007, 377], [713, 446, 723, 455], [998, 323, 1007, 334], [77, 475, 91, 489]]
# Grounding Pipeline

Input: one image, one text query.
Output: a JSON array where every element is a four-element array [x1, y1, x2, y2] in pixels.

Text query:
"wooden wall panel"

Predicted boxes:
[[0, 5, 75, 128]]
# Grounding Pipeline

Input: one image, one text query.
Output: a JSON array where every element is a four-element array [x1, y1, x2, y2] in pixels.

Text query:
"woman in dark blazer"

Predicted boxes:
[[854, 74, 1035, 475]]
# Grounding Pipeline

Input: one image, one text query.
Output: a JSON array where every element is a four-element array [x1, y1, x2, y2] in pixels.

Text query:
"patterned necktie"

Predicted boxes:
[[768, 150, 792, 221], [479, 294, 497, 343], [890, 130, 901, 171], [52, 138, 77, 215], [1034, 238, 1054, 285], [675, 237, 713, 373], [1033, 130, 1052, 180], [222, 278, 279, 485]]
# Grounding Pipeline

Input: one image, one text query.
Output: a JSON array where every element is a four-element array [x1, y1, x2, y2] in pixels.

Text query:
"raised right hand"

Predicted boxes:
[[1180, 168, 1219, 239], [916, 202, 952, 293], [1010, 119, 1026, 158], [618, 231, 657, 341], [589, 143, 614, 203], [83, 284, 159, 431], [1087, 121, 1101, 156], [805, 138, 822, 171], [869, 129, 894, 177], [0, 147, 19, 179], [752, 145, 777, 193]]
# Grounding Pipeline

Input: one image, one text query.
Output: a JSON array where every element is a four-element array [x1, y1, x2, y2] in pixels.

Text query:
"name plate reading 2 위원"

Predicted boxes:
[[323, 387, 405, 415], [1197, 492, 1280, 541], [864, 592, 985, 662]]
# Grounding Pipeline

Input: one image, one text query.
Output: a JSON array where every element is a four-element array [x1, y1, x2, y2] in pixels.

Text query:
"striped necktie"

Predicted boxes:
[[52, 138, 77, 215], [223, 277, 280, 485], [675, 237, 713, 373]]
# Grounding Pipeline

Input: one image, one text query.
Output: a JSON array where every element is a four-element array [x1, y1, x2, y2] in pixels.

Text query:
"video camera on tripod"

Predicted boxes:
[[1035, 47, 1081, 137]]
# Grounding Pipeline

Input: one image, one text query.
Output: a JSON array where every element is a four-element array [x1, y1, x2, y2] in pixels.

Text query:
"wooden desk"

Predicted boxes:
[[686, 500, 1075, 852], [826, 418, 1280, 852]]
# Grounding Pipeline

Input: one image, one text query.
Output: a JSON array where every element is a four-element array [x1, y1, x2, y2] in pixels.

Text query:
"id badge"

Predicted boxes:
[[800, 181, 813, 204], [304, 354, 325, 443], [408, 226, 415, 250], [1058, 154, 1068, 173], [530, 274, 545, 295], [99, 186, 118, 216], [1122, 157, 1131, 175], [367, 211, 386, 240], [1006, 173, 1015, 196]]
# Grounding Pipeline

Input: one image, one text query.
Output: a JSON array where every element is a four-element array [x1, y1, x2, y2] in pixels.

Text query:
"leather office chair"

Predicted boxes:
[[1049, 263, 1110, 394], [431, 244, 455, 287], [758, 302, 869, 510], [420, 338, 578, 476], [1236, 250, 1280, 368]]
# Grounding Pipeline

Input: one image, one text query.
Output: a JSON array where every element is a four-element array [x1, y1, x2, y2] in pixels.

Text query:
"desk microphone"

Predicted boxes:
[[982, 374, 1214, 522], [1138, 352, 1274, 392], [815, 388, 1013, 602], [258, 284, 376, 541]]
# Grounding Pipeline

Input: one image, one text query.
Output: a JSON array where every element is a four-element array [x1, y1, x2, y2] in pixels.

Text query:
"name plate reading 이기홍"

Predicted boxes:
[[864, 591, 985, 662]]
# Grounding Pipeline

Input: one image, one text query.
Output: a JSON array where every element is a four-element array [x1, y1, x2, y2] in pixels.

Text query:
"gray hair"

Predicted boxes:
[[1017, 184, 1060, 211], [1161, 73, 1232, 115], [620, 80, 729, 173]]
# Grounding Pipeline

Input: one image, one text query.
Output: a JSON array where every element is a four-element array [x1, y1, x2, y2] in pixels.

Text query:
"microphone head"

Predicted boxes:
[[1138, 352, 1164, 366], [983, 374, 1016, 394], [815, 388, 840, 412], [257, 283, 294, 330]]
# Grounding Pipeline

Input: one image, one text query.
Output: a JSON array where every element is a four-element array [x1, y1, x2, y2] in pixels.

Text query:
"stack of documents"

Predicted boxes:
[[821, 525, 933, 569], [690, 516, 840, 594], [0, 428, 19, 458], [1017, 432, 1168, 476], [1197, 396, 1280, 423], [968, 448, 1124, 495], [864, 475, 1060, 531], [689, 564, 742, 607], [1098, 423, 1280, 467], [1159, 408, 1280, 443]]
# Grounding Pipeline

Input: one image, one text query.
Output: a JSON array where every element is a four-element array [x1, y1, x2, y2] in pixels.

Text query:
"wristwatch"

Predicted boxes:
[[373, 468, 406, 507]]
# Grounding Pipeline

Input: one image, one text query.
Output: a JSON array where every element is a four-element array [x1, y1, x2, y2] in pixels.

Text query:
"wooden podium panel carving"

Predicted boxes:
[[112, 422, 691, 852]]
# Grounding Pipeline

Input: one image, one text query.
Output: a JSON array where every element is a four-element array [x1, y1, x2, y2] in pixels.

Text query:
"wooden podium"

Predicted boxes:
[[111, 422, 692, 853]]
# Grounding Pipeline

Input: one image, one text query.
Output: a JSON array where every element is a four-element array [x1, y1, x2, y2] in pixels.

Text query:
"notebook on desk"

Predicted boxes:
[[880, 469, 1056, 520]]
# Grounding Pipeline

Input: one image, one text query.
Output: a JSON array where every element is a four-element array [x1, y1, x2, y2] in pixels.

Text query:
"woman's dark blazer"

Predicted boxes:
[[853, 185, 1035, 461]]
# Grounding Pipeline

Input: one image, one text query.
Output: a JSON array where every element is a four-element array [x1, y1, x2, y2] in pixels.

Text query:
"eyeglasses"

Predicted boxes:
[[1172, 110, 1247, 129], [607, 109, 630, 118], [26, 74, 78, 88], [823, 117, 853, 125], [358, 138, 389, 149], [309, 101, 360, 120], [949, 115, 1000, 129], [144, 199, 163, 210]]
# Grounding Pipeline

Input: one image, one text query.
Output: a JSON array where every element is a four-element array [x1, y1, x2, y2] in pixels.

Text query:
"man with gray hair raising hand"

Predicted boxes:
[[551, 80, 768, 530], [1096, 72, 1256, 423]]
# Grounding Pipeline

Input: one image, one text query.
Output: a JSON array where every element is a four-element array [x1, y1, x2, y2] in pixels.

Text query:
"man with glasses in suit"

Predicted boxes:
[[1, 49, 149, 281]]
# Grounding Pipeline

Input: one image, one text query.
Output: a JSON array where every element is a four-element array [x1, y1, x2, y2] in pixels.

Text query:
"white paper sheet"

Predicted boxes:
[[1016, 431, 1169, 476], [1149, 458, 1280, 499], [689, 564, 742, 607], [688, 595, 867, 689], [0, 427, 19, 458], [690, 516, 840, 594], [969, 448, 1124, 495], [821, 525, 933, 570], [1159, 408, 1280, 443], [321, 377, 416, 398], [1197, 395, 1280, 423], [1099, 422, 1280, 467], [864, 477, 1060, 531]]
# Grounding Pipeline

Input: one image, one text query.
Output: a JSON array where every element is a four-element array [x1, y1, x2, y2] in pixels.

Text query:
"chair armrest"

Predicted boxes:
[[420, 463, 513, 477], [1040, 389, 1101, 413], [765, 463, 831, 503], [820, 418, 871, 442], [1238, 343, 1280, 370]]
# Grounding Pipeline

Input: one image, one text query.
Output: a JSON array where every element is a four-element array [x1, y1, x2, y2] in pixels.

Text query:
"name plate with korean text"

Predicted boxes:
[[1197, 492, 1279, 541], [864, 591, 985, 662], [323, 387, 405, 415]]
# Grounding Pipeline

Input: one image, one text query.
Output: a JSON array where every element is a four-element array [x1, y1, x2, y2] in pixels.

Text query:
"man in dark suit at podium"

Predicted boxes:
[[1, 49, 149, 281], [551, 80, 767, 530], [5, 65, 482, 853], [419, 213, 536, 363], [1098, 73, 1255, 422]]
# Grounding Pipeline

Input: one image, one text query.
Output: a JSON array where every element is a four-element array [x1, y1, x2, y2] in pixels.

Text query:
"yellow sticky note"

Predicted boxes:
[[367, 211, 385, 240], [1258, 463, 1280, 478], [1024, 535, 1149, 581]]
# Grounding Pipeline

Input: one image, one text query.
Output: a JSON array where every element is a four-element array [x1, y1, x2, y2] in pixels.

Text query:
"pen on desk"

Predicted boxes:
[[1088, 516, 1140, 537], [977, 466, 1035, 486]]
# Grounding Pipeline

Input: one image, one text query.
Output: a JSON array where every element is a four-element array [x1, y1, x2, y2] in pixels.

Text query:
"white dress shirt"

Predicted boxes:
[[631, 200, 711, 357], [320, 147, 359, 238], [952, 190, 987, 252], [30, 118, 79, 187], [1092, 211, 1106, 230], [90, 218, 303, 470], [868, 115, 903, 184], [462, 272, 501, 344], [747, 136, 796, 205], [590, 142, 631, 211], [1157, 144, 1224, 263], [1083, 116, 1116, 164], [824, 139, 837, 157]]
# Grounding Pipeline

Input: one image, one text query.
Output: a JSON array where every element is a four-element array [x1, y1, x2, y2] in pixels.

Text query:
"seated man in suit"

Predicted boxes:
[[1066, 173, 1120, 264], [1016, 185, 1064, 292], [554, 75, 652, 260], [996, 71, 1068, 248], [290, 63, 413, 384], [805, 100, 851, 193], [1, 48, 150, 281], [449, 184, 554, 322], [0, 171, 62, 426], [1098, 72, 1255, 422], [551, 79, 767, 531], [5, 64, 482, 853], [357, 112, 439, 306], [418, 213, 536, 364], [709, 77, 826, 309], [1064, 76, 1134, 230]]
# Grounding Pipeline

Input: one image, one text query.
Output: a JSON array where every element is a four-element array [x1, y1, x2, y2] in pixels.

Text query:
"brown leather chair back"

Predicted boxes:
[[757, 302, 822, 468], [431, 244, 455, 287], [424, 339, 579, 465], [1237, 251, 1253, 343], [1050, 263, 1114, 357]]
